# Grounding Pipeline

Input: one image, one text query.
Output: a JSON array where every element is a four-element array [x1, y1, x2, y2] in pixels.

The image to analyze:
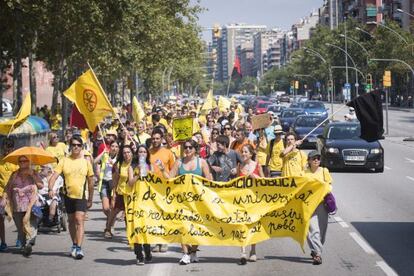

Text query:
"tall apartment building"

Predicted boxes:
[[214, 24, 267, 81], [253, 30, 280, 77], [240, 42, 255, 77], [292, 11, 320, 50]]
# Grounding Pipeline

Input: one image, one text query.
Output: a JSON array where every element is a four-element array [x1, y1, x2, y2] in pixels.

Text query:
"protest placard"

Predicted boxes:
[[172, 117, 193, 141], [251, 113, 273, 130]]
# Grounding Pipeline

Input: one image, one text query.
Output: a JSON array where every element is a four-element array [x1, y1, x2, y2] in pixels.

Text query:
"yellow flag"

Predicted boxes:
[[132, 96, 145, 123], [218, 96, 231, 112], [201, 89, 216, 112], [64, 69, 114, 131], [0, 93, 31, 135]]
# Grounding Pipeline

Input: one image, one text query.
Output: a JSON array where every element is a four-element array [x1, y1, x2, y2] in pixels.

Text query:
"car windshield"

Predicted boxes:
[[327, 125, 361, 139], [268, 106, 282, 112], [281, 110, 302, 117], [295, 117, 325, 127], [302, 102, 325, 109]]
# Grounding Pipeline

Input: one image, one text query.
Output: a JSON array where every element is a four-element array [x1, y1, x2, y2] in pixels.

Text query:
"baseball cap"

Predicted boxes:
[[308, 150, 321, 159]]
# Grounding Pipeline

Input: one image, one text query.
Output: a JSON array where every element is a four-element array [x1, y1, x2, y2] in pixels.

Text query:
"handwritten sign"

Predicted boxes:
[[172, 117, 193, 142], [251, 113, 273, 130], [124, 174, 330, 248]]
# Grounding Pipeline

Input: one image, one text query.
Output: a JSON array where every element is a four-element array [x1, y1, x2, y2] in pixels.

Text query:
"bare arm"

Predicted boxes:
[[48, 172, 59, 198], [201, 159, 213, 181]]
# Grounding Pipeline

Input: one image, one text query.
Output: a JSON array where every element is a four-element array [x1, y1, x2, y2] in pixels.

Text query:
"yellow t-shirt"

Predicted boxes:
[[304, 167, 333, 185], [267, 139, 285, 171], [0, 160, 19, 197], [54, 156, 94, 199], [137, 132, 151, 145], [116, 162, 133, 195], [281, 150, 307, 177], [46, 142, 67, 167]]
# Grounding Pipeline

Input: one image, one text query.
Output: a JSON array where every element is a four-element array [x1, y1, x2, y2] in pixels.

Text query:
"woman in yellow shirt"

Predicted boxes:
[[304, 150, 333, 265], [104, 144, 134, 238], [281, 132, 307, 177]]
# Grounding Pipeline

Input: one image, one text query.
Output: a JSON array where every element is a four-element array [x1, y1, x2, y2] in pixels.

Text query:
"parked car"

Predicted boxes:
[[289, 102, 304, 108], [301, 100, 328, 118], [279, 95, 290, 103], [316, 122, 384, 172], [255, 100, 272, 114], [266, 104, 286, 118], [279, 108, 306, 132], [290, 115, 328, 148]]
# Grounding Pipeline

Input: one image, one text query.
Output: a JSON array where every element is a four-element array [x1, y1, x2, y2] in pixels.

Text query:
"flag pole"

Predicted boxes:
[[301, 104, 349, 141]]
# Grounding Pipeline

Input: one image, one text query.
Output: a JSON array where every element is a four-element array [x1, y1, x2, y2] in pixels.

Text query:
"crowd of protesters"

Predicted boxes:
[[0, 97, 333, 266]]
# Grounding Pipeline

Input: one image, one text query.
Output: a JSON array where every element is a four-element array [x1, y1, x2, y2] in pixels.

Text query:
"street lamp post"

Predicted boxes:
[[339, 34, 370, 65], [326, 43, 360, 100], [303, 47, 334, 116], [355, 27, 375, 38]]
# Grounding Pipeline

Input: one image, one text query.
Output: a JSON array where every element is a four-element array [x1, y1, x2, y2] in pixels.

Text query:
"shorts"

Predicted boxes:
[[64, 195, 87, 214], [100, 180, 113, 199], [114, 194, 125, 211]]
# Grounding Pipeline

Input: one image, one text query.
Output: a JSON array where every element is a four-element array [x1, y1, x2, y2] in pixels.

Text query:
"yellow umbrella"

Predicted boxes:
[[3, 146, 57, 165]]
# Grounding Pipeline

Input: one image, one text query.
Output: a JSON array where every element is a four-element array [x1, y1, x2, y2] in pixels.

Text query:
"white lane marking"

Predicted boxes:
[[349, 232, 376, 255], [376, 261, 398, 276], [147, 263, 172, 276], [333, 216, 349, 228], [406, 176, 414, 182], [405, 157, 414, 163], [384, 166, 391, 170]]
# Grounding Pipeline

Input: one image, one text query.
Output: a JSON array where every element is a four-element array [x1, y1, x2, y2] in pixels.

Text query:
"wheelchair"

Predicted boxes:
[[38, 189, 68, 233]]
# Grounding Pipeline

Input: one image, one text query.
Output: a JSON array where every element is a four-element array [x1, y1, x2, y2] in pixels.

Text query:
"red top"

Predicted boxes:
[[239, 161, 260, 177]]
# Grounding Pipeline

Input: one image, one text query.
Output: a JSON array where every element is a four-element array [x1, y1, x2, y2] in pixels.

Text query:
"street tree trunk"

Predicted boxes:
[[29, 31, 38, 114]]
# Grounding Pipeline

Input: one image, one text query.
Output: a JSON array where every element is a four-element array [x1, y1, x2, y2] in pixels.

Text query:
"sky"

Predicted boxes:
[[197, 0, 324, 41]]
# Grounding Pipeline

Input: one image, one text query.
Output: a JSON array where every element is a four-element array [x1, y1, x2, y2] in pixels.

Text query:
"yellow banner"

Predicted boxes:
[[172, 117, 193, 141], [0, 93, 31, 135], [125, 174, 330, 248]]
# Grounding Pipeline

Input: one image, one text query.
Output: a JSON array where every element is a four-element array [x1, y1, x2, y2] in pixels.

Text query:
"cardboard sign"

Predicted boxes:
[[172, 117, 193, 142], [251, 113, 272, 130]]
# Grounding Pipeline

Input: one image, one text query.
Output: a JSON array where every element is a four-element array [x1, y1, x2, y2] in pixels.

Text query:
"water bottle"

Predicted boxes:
[[139, 156, 147, 177]]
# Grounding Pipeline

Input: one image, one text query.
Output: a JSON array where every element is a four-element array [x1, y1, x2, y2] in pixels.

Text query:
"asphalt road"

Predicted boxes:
[[1, 104, 413, 276]]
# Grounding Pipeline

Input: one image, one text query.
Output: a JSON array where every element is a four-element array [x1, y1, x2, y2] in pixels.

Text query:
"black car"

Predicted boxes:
[[279, 108, 306, 132], [290, 115, 328, 149], [316, 122, 384, 172]]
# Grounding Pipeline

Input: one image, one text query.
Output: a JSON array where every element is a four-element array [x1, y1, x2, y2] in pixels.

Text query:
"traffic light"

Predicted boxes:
[[328, 80, 333, 89], [366, 73, 372, 91], [294, 81, 299, 89], [383, 71, 391, 87]]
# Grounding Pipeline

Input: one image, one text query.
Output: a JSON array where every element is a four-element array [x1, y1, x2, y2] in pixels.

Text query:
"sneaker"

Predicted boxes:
[[15, 240, 22, 249], [75, 247, 84, 260], [152, 244, 160, 253], [190, 251, 199, 263], [136, 257, 145, 266], [71, 245, 77, 258], [145, 253, 152, 263], [104, 229, 113, 239], [179, 254, 191, 265], [22, 244, 32, 257], [0, 243, 8, 252], [160, 244, 168, 253], [248, 253, 257, 262]]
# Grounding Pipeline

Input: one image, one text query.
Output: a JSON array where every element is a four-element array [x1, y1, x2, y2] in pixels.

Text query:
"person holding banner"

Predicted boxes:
[[266, 125, 285, 177], [129, 145, 153, 265], [305, 150, 332, 265], [238, 144, 264, 264], [157, 139, 212, 265], [104, 144, 134, 239], [281, 133, 307, 177]]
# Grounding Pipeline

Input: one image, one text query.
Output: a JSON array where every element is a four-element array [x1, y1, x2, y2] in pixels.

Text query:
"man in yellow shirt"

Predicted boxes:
[[0, 139, 18, 251], [281, 132, 307, 177], [48, 135, 94, 260], [266, 125, 285, 177], [137, 121, 151, 145]]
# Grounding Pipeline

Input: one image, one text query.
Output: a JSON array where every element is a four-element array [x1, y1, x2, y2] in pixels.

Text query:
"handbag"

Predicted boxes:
[[322, 168, 337, 214], [324, 192, 337, 214]]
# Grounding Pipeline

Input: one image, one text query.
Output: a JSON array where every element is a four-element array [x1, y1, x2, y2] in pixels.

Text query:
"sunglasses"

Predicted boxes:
[[71, 143, 82, 148], [311, 157, 321, 161], [224, 127, 231, 130], [18, 159, 29, 163], [184, 145, 194, 150]]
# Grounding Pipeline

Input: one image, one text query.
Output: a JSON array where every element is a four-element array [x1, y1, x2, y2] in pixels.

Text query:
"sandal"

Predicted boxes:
[[312, 254, 322, 265], [239, 253, 247, 265], [104, 228, 113, 239]]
